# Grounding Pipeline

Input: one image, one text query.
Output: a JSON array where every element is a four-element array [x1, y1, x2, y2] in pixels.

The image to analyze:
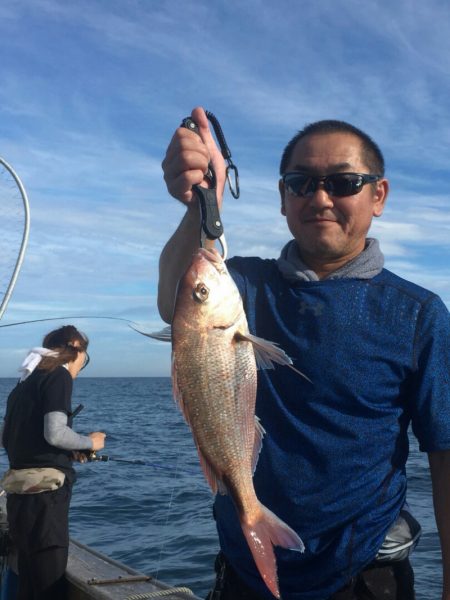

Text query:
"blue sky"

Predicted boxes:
[[0, 0, 449, 377]]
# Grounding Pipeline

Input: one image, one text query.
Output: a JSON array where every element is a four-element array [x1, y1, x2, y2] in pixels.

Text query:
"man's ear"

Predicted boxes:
[[279, 179, 286, 215], [373, 178, 389, 218]]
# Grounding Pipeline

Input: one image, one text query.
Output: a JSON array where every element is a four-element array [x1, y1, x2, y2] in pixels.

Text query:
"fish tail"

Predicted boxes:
[[241, 504, 304, 599]]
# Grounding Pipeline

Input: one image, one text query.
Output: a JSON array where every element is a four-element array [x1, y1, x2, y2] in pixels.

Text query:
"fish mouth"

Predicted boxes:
[[195, 247, 227, 274]]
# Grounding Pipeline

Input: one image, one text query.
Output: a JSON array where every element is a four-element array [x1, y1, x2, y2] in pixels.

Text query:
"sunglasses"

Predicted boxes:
[[80, 351, 90, 371], [282, 172, 381, 198]]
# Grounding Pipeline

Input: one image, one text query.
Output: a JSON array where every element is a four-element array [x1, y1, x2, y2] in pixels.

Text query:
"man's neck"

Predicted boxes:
[[299, 244, 366, 280]]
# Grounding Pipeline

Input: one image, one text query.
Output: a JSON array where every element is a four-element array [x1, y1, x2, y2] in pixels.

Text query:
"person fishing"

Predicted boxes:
[[158, 107, 450, 600], [1, 325, 106, 600]]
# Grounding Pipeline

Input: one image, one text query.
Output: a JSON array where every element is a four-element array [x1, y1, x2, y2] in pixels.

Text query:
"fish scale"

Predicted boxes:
[[175, 333, 255, 476]]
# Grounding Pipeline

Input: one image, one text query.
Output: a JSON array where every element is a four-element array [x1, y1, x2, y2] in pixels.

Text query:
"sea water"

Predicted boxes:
[[0, 377, 442, 599]]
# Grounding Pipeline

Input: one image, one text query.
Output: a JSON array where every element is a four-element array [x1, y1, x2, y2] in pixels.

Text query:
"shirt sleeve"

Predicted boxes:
[[44, 411, 93, 451], [410, 295, 450, 452]]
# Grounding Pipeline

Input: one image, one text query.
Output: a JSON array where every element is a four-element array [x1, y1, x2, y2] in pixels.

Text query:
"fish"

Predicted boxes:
[[140, 247, 305, 598]]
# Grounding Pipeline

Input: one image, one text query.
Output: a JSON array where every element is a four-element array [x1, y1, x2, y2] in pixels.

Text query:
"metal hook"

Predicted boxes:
[[205, 111, 240, 200], [180, 111, 239, 259], [226, 163, 240, 199]]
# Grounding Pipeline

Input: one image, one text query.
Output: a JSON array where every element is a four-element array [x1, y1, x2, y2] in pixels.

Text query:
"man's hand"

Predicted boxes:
[[161, 106, 226, 208], [89, 431, 106, 451], [157, 107, 229, 323]]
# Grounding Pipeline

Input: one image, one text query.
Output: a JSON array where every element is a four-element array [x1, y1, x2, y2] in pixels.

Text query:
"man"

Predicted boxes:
[[159, 107, 450, 599]]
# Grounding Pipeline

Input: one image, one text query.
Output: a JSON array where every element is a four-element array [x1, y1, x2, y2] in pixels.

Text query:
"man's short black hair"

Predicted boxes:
[[279, 120, 385, 177]]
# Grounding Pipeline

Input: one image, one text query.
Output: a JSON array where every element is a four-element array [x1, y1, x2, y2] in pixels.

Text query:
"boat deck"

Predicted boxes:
[[0, 494, 201, 600], [66, 538, 201, 599]]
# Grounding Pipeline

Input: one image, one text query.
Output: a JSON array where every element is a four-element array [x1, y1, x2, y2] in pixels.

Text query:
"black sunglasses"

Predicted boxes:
[[282, 172, 381, 198], [80, 351, 90, 371]]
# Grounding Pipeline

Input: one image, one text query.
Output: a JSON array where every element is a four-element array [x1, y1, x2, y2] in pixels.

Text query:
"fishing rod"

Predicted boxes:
[[87, 453, 198, 477], [71, 407, 197, 476], [0, 315, 138, 329]]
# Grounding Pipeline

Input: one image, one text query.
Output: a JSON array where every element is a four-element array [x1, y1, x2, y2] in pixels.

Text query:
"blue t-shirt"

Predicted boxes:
[[213, 257, 450, 599]]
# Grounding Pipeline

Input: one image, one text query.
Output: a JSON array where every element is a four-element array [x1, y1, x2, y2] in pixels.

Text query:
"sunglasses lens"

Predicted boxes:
[[327, 174, 362, 196], [81, 352, 90, 370], [284, 174, 310, 196], [284, 173, 373, 197]]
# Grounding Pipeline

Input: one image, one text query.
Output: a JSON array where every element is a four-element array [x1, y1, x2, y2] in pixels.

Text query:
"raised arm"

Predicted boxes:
[[429, 449, 450, 600], [158, 107, 226, 323]]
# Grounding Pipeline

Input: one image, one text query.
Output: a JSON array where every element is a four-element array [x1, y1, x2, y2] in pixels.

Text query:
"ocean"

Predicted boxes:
[[0, 376, 442, 599]]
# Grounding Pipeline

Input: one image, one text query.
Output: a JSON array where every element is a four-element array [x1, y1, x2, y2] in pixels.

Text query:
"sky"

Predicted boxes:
[[0, 0, 449, 377]]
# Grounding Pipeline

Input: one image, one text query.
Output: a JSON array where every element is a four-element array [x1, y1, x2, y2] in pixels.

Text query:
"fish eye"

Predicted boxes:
[[193, 282, 209, 303]]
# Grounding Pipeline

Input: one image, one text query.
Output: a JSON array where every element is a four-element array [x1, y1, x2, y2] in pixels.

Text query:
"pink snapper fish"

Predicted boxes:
[[141, 248, 306, 598]]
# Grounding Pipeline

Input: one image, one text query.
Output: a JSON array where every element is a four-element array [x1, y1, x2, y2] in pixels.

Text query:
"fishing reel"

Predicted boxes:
[[86, 452, 109, 462]]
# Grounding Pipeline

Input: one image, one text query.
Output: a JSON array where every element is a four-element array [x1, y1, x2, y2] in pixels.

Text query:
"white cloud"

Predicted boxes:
[[1, 0, 449, 376]]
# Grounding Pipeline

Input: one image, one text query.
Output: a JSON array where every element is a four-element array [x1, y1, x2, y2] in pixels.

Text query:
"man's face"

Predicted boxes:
[[279, 132, 388, 267]]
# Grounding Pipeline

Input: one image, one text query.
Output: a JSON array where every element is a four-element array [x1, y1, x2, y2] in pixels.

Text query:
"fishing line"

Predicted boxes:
[[154, 455, 181, 583], [0, 157, 30, 320], [0, 315, 138, 328], [89, 454, 198, 477], [88, 451, 208, 581]]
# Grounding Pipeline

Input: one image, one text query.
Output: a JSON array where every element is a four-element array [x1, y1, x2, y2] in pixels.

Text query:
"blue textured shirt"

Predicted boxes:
[[214, 257, 450, 599]]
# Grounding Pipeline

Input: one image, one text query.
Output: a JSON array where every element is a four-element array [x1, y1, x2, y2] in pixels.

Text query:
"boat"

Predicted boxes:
[[0, 494, 201, 599]]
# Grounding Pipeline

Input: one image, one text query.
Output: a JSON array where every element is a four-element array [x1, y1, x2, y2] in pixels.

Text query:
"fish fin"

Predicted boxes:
[[236, 332, 292, 369], [241, 504, 305, 599], [171, 353, 190, 426], [217, 479, 228, 495], [129, 323, 172, 342], [236, 332, 312, 383], [195, 445, 226, 495], [251, 416, 265, 474]]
